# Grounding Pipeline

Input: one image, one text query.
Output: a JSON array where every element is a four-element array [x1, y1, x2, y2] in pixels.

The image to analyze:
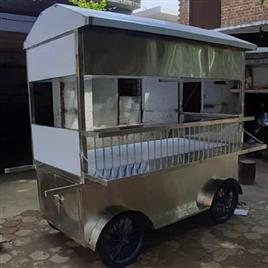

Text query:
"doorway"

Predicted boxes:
[[0, 64, 32, 172]]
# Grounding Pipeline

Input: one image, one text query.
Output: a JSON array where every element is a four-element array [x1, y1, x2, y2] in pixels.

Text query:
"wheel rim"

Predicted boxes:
[[213, 184, 236, 219], [103, 216, 142, 263]]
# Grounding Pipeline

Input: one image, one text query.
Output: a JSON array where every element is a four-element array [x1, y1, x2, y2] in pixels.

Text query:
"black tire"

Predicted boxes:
[[97, 213, 144, 268], [210, 180, 239, 224]]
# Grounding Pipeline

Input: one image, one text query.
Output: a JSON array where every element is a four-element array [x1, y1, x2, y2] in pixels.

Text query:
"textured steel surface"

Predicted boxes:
[[81, 154, 238, 250], [83, 27, 245, 80], [36, 153, 238, 251], [36, 164, 82, 243]]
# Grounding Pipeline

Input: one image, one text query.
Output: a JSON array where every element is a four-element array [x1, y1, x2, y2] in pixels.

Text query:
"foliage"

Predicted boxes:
[[69, 0, 107, 10]]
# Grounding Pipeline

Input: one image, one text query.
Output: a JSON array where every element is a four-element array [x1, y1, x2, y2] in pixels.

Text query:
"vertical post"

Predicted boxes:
[[76, 29, 88, 184], [165, 129, 168, 168], [240, 80, 245, 144], [198, 125, 201, 160], [93, 136, 97, 173], [201, 81, 204, 113], [183, 127, 186, 164], [193, 126, 196, 161], [172, 129, 175, 166], [126, 135, 129, 166], [179, 79, 184, 123], [177, 128, 180, 164], [75, 28, 87, 242], [153, 132, 157, 170], [160, 130, 163, 168]]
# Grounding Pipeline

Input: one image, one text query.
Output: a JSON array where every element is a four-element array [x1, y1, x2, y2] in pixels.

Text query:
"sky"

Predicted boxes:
[[141, 0, 178, 9], [140, 0, 178, 14]]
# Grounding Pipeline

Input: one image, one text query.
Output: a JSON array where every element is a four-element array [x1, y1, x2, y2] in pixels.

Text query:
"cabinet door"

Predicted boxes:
[[37, 168, 82, 240]]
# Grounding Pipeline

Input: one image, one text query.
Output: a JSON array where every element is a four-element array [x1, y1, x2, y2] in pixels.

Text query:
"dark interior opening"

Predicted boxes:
[[31, 82, 54, 127], [118, 79, 141, 97], [233, 32, 268, 47], [0, 65, 32, 172], [244, 94, 268, 144], [183, 82, 202, 113], [118, 79, 142, 125]]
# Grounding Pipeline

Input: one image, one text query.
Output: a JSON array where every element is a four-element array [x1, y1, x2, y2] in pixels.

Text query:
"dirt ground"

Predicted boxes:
[[0, 157, 268, 268]]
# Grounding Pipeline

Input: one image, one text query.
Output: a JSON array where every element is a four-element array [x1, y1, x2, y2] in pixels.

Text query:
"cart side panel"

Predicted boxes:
[[36, 164, 83, 242], [81, 154, 238, 248], [32, 124, 81, 177], [26, 32, 76, 82]]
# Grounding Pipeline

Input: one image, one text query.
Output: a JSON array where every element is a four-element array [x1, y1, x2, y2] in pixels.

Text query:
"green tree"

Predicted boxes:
[[69, 0, 107, 10]]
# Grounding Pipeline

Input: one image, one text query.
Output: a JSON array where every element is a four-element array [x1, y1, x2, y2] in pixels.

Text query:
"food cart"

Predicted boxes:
[[24, 4, 265, 267]]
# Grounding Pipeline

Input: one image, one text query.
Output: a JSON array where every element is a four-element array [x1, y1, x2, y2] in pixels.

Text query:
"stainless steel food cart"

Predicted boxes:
[[24, 4, 266, 267]]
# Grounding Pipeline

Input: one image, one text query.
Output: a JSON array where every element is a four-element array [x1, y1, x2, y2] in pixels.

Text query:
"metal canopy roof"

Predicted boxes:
[[215, 20, 268, 35], [24, 3, 256, 50], [246, 47, 268, 54]]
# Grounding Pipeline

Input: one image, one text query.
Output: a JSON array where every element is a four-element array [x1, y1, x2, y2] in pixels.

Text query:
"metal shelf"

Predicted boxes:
[[239, 143, 267, 155], [231, 88, 268, 94]]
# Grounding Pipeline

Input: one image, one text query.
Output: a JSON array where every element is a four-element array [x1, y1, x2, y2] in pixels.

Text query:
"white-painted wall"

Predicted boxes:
[[27, 33, 76, 82], [32, 124, 81, 176], [142, 77, 178, 123]]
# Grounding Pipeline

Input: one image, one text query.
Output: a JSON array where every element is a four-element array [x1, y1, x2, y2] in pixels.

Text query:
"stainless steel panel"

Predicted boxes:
[[82, 154, 239, 250], [37, 154, 239, 251], [92, 78, 118, 127], [207, 47, 245, 81], [83, 27, 245, 80], [37, 164, 82, 241], [119, 96, 141, 124], [37, 167, 59, 225], [58, 187, 82, 240], [85, 116, 254, 137]]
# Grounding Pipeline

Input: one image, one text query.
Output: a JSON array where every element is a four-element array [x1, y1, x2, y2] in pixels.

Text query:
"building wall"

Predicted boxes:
[[179, 0, 268, 28], [134, 6, 178, 22], [179, 0, 190, 25], [221, 0, 268, 27]]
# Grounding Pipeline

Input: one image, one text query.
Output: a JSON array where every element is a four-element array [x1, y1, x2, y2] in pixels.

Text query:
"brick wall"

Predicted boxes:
[[221, 0, 268, 27], [179, 0, 190, 24], [179, 0, 268, 27]]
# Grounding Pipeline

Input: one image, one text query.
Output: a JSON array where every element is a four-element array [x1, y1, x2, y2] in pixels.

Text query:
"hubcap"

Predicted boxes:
[[213, 184, 235, 218], [104, 217, 141, 262]]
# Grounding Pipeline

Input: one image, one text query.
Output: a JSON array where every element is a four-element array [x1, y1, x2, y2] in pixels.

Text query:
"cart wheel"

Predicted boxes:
[[97, 213, 144, 268], [210, 180, 239, 224]]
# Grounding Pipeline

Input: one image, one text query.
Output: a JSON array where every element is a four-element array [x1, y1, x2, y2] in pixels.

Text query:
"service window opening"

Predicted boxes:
[[118, 79, 142, 125]]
